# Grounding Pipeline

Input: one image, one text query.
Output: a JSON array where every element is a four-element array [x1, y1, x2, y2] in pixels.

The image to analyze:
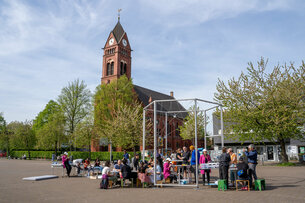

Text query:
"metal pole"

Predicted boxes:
[[165, 112, 168, 158], [220, 105, 224, 148], [153, 101, 157, 185], [142, 109, 146, 161], [204, 110, 207, 150], [194, 99, 199, 188]]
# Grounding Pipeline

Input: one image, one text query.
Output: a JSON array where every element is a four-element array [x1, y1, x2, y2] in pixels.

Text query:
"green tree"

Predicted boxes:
[[215, 58, 305, 162], [36, 111, 66, 155], [8, 121, 36, 159], [75, 112, 95, 159], [103, 102, 150, 156], [179, 106, 206, 142], [33, 100, 61, 132], [58, 79, 91, 150], [0, 113, 10, 157], [94, 75, 135, 147]]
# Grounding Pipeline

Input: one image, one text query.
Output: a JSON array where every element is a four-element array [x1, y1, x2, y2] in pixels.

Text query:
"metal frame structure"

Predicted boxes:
[[142, 98, 224, 188]]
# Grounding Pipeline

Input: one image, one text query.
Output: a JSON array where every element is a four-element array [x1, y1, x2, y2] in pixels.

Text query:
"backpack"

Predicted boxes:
[[237, 169, 244, 177]]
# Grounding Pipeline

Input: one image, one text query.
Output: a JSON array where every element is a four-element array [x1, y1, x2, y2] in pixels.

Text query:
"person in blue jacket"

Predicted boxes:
[[243, 144, 258, 188], [190, 145, 200, 183]]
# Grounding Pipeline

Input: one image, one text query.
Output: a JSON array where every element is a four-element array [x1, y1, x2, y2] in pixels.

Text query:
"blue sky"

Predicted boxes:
[[1, 0, 305, 123]]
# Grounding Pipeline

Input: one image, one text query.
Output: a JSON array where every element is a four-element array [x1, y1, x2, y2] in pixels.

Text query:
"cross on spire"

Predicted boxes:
[[118, 9, 122, 22]]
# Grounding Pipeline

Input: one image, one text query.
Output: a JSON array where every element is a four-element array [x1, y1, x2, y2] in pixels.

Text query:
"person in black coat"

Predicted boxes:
[[236, 157, 249, 190], [219, 147, 231, 188]]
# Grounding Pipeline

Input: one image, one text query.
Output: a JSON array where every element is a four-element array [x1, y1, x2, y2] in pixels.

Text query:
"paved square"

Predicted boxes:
[[0, 159, 304, 203]]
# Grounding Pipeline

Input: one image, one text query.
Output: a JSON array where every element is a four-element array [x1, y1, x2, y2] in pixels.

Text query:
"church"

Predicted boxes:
[[91, 19, 204, 153]]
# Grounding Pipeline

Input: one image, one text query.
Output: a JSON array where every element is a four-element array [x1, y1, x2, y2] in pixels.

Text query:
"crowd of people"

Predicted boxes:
[[219, 144, 258, 190], [100, 146, 215, 189], [60, 144, 259, 190]]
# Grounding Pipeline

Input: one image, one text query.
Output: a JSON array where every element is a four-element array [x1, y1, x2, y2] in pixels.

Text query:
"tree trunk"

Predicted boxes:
[[28, 149, 31, 160], [279, 138, 289, 163], [6, 135, 10, 158], [133, 146, 136, 157], [89, 141, 91, 160], [55, 141, 58, 156]]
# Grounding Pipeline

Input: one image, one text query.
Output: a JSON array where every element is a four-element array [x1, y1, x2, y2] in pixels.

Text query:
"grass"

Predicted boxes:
[[276, 162, 297, 167]]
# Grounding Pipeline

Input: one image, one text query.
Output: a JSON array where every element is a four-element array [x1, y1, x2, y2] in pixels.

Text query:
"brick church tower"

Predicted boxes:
[[101, 20, 132, 84], [92, 18, 204, 153]]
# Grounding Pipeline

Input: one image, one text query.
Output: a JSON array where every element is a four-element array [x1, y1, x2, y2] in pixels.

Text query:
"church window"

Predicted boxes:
[[120, 62, 123, 75], [106, 63, 111, 76], [120, 62, 127, 75], [110, 62, 114, 75], [124, 63, 127, 74]]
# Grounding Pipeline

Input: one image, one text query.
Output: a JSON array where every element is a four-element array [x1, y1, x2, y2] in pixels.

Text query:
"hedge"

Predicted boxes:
[[10, 150, 141, 161]]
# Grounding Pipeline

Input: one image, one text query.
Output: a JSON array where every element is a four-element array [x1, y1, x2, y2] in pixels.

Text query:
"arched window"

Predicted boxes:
[[106, 63, 111, 76], [120, 62, 127, 75], [110, 62, 114, 75], [120, 62, 123, 75], [124, 63, 127, 74]]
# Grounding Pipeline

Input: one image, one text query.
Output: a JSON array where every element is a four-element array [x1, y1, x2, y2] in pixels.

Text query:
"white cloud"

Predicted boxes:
[[141, 0, 292, 27]]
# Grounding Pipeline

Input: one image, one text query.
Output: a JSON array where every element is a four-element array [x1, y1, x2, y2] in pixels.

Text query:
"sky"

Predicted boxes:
[[1, 0, 305, 123]]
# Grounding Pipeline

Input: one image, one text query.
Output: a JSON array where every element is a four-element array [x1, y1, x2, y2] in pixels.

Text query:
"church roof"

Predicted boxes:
[[133, 85, 187, 117], [112, 21, 125, 43]]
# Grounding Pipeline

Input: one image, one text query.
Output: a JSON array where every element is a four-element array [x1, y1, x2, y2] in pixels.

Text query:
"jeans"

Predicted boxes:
[[191, 165, 198, 182], [230, 170, 236, 182], [64, 161, 71, 177], [219, 165, 229, 188], [202, 170, 210, 184], [248, 163, 257, 187]]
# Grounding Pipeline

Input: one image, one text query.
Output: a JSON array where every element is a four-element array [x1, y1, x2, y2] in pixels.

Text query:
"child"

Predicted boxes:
[[236, 157, 249, 190]]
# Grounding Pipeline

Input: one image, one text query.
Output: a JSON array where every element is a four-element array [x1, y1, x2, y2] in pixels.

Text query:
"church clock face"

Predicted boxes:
[[122, 39, 127, 47], [109, 38, 114, 46]]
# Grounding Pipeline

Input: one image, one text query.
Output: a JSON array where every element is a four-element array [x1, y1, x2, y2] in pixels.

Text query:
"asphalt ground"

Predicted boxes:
[[0, 159, 304, 203]]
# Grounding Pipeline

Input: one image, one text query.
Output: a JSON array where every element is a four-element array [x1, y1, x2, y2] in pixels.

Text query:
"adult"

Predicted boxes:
[[228, 148, 237, 186], [94, 158, 103, 173], [156, 161, 163, 181], [123, 150, 129, 160], [182, 146, 191, 178], [138, 161, 150, 183], [94, 158, 100, 167], [199, 149, 211, 185], [156, 149, 164, 171], [83, 158, 90, 170], [62, 152, 72, 177], [114, 159, 123, 171], [121, 159, 132, 181], [176, 148, 183, 163], [219, 147, 231, 188], [190, 145, 200, 183], [175, 148, 183, 175], [84, 158, 94, 176], [131, 154, 140, 171], [236, 157, 249, 190], [243, 144, 258, 188]]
